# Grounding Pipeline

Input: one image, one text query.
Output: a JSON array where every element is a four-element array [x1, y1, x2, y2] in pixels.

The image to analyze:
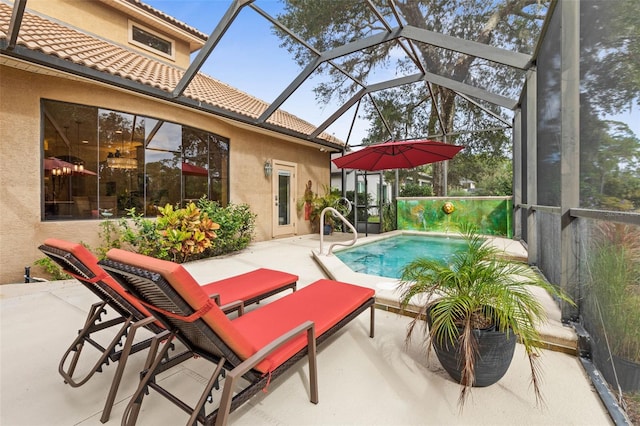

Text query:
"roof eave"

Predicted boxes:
[[0, 43, 344, 152], [97, 0, 208, 52]]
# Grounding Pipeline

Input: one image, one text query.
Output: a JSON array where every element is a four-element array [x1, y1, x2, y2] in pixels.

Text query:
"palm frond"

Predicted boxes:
[[457, 317, 477, 407]]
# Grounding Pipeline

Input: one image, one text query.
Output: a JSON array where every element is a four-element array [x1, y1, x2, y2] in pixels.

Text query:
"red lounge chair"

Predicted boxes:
[[38, 239, 298, 423], [100, 248, 375, 426]]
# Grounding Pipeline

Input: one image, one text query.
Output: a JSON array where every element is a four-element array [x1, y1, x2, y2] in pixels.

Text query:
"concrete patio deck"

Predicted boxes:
[[0, 233, 612, 425]]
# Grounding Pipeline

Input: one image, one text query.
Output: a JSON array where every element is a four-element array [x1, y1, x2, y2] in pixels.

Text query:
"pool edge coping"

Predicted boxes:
[[312, 231, 577, 354]]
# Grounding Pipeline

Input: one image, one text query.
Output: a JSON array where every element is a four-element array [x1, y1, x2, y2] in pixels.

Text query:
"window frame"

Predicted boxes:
[[128, 20, 175, 60], [41, 99, 230, 221]]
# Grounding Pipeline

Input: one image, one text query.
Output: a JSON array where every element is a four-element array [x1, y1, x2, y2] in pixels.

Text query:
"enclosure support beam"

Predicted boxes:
[[5, 0, 26, 50], [262, 24, 520, 126], [525, 68, 537, 266], [512, 109, 522, 241], [400, 26, 532, 70], [559, 0, 581, 320], [172, 0, 254, 98]]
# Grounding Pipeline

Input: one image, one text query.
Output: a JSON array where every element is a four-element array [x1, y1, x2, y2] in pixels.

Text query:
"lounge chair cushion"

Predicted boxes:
[[44, 239, 156, 322], [106, 249, 261, 363], [106, 249, 374, 374], [233, 279, 375, 373], [200, 268, 298, 306]]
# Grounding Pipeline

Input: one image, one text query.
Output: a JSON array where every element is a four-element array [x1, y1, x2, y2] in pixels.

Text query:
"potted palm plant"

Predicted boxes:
[[399, 226, 573, 407]]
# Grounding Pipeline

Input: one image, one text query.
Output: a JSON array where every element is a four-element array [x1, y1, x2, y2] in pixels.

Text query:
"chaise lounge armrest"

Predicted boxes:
[[211, 320, 317, 426], [218, 299, 245, 316]]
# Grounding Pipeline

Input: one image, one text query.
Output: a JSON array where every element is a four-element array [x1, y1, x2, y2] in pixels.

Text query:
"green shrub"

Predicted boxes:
[[96, 218, 124, 260], [197, 198, 256, 256], [96, 200, 256, 263], [381, 201, 397, 232], [586, 223, 640, 362], [119, 208, 167, 259], [399, 183, 432, 197], [33, 256, 71, 281]]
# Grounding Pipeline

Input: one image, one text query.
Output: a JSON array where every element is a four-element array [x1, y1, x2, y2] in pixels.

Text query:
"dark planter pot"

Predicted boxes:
[[322, 224, 333, 235], [428, 308, 517, 387]]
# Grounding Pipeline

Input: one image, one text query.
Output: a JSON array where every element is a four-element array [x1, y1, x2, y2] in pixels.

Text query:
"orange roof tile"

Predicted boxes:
[[0, 3, 344, 146]]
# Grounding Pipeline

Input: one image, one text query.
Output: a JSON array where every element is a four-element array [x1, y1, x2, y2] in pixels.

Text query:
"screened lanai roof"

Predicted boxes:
[[1, 0, 549, 149]]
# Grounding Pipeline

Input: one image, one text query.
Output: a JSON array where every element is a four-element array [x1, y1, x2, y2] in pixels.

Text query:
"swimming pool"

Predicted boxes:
[[335, 234, 472, 279]]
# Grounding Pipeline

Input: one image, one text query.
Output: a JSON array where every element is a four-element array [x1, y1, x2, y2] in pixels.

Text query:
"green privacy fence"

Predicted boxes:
[[396, 196, 513, 238]]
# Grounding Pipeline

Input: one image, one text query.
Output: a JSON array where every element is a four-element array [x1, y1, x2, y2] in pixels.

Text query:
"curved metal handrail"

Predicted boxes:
[[318, 206, 358, 255]]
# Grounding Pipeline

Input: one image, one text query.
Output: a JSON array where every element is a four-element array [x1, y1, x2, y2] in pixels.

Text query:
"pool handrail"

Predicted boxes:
[[319, 207, 358, 255]]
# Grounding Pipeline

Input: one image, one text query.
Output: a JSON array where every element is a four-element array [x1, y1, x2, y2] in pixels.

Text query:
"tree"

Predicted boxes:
[[581, 120, 640, 210], [579, 0, 640, 211], [276, 0, 548, 194]]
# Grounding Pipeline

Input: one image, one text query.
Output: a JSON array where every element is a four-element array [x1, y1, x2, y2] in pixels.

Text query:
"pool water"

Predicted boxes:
[[335, 234, 471, 279]]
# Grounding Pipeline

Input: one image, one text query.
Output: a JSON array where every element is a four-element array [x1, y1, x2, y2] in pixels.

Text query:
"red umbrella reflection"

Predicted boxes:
[[182, 162, 208, 176]]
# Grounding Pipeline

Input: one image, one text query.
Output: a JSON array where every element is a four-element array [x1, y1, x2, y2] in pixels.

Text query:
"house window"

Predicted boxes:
[[41, 100, 229, 221], [129, 22, 174, 59]]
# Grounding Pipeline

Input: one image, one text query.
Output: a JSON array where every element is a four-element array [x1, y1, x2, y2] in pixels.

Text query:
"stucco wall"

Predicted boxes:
[[25, 0, 193, 67], [0, 65, 329, 284]]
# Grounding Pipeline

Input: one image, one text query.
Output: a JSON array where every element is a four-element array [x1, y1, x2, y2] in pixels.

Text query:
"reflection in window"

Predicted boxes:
[[131, 25, 172, 56], [182, 127, 210, 203], [579, 0, 640, 211], [209, 135, 229, 206], [41, 100, 229, 220], [42, 102, 98, 219], [278, 171, 291, 226], [145, 119, 181, 215], [98, 110, 144, 217]]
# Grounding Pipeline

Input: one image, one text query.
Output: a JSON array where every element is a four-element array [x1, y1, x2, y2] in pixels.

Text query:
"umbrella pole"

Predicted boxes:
[[442, 161, 448, 196], [364, 172, 368, 237], [353, 171, 359, 234], [394, 169, 399, 200], [442, 135, 448, 196]]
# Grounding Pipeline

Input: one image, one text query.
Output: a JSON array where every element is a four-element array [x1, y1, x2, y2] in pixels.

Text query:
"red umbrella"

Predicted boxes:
[[332, 139, 464, 171]]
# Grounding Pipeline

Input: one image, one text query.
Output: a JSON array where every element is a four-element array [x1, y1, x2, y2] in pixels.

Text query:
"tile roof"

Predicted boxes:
[[0, 3, 343, 146], [121, 0, 208, 41]]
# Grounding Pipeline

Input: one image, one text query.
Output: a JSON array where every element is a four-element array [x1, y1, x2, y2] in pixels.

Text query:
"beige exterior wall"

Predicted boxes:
[[0, 65, 330, 284], [25, 0, 194, 67]]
